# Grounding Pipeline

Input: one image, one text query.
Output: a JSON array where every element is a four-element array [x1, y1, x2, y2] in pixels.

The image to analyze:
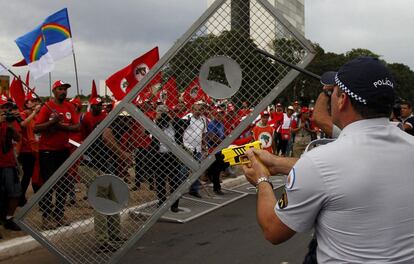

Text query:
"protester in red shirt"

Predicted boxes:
[[68, 97, 83, 144], [224, 103, 240, 135], [81, 97, 107, 139], [238, 101, 252, 118], [35, 80, 80, 229], [252, 111, 275, 153], [0, 97, 22, 231], [17, 93, 41, 206]]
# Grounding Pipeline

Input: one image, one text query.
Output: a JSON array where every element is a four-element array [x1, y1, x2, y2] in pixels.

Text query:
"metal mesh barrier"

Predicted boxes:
[[16, 0, 315, 263]]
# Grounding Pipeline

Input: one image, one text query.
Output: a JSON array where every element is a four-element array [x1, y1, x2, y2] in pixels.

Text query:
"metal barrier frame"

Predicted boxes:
[[15, 0, 316, 263]]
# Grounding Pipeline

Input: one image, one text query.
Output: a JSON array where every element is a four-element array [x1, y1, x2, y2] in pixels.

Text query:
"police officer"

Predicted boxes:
[[243, 57, 414, 263]]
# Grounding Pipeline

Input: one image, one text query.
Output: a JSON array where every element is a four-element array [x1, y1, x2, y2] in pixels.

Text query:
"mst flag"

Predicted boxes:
[[105, 64, 130, 100], [106, 47, 160, 101], [15, 25, 54, 79], [41, 8, 73, 61], [155, 77, 179, 109], [182, 77, 212, 107], [125, 47, 160, 94]]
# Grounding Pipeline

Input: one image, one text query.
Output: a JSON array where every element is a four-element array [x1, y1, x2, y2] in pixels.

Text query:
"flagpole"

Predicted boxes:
[[49, 72, 52, 97], [63, 7, 80, 97], [72, 51, 80, 96]]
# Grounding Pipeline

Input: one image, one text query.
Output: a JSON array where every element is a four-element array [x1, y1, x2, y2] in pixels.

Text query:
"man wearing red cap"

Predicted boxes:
[[35, 80, 80, 229], [252, 111, 274, 153], [81, 97, 107, 139]]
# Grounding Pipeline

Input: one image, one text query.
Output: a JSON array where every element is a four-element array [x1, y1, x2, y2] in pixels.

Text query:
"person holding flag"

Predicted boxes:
[[17, 92, 41, 207]]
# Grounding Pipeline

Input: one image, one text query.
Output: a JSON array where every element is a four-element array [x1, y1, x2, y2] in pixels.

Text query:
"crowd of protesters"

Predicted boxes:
[[1, 78, 413, 241]]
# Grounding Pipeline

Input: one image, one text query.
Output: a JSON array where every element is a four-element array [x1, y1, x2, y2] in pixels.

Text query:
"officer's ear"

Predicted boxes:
[[337, 89, 348, 112]]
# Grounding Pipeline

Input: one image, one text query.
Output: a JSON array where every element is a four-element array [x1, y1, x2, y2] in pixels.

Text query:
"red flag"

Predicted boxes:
[[156, 77, 179, 109], [125, 47, 160, 93], [12, 58, 28, 67], [105, 65, 130, 100], [106, 47, 160, 101], [9, 77, 25, 111], [90, 80, 98, 102], [182, 77, 212, 108]]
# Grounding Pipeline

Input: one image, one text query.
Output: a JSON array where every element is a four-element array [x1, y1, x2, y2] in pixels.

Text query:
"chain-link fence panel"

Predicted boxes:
[[16, 0, 315, 263]]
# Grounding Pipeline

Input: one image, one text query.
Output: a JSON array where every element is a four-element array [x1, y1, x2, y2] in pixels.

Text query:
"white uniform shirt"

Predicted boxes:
[[276, 118, 414, 263], [182, 113, 207, 153]]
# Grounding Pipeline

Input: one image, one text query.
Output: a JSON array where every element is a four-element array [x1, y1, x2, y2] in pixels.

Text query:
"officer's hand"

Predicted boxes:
[[247, 149, 277, 168], [242, 149, 270, 186], [322, 85, 334, 97]]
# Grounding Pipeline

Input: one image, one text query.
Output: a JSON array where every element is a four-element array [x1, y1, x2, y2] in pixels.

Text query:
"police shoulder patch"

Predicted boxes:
[[285, 168, 296, 189], [277, 190, 288, 210]]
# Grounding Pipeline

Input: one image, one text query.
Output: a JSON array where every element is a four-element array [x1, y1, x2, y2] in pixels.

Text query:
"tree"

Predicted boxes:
[[388, 63, 414, 102], [169, 30, 280, 106]]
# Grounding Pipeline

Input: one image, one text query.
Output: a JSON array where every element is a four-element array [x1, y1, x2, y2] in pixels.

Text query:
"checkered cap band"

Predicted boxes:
[[335, 74, 367, 105]]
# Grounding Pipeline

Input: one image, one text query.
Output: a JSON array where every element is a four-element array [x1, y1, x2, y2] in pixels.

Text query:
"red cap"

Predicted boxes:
[[301, 107, 309, 113], [25, 92, 38, 102], [52, 80, 71, 90], [69, 97, 82, 107], [0, 94, 10, 106], [261, 110, 270, 117], [90, 97, 103, 105]]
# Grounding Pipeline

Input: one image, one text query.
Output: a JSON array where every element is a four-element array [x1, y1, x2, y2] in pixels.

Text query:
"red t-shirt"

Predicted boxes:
[[269, 112, 284, 132], [252, 123, 274, 153], [81, 111, 107, 139], [224, 113, 241, 135], [0, 122, 20, 167], [19, 111, 38, 153], [69, 111, 83, 144], [121, 122, 152, 150], [36, 100, 78, 151]]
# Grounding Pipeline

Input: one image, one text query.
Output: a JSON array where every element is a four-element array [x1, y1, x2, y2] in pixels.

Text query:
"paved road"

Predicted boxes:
[[3, 195, 312, 264]]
